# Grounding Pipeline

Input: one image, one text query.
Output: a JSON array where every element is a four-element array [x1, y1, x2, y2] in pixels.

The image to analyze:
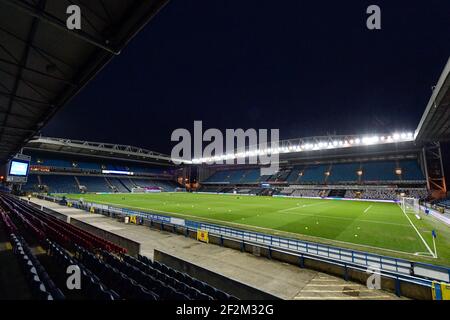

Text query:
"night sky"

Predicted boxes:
[[42, 1, 450, 159]]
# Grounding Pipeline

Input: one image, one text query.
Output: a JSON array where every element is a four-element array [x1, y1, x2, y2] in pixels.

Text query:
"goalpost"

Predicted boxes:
[[400, 197, 420, 214]]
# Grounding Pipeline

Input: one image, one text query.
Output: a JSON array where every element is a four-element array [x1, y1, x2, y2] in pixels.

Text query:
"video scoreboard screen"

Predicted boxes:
[[9, 160, 29, 176], [6, 154, 31, 183]]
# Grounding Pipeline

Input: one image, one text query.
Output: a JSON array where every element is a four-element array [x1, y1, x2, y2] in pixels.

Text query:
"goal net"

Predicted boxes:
[[400, 197, 420, 214]]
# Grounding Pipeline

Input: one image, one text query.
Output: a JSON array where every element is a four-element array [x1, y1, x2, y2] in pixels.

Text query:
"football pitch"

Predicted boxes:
[[63, 192, 450, 266]]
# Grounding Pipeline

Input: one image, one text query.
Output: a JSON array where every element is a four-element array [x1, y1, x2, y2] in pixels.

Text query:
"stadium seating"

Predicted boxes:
[[75, 246, 158, 300], [290, 189, 324, 198], [131, 254, 237, 300], [0, 193, 238, 300], [127, 165, 170, 175], [435, 198, 450, 209], [204, 170, 232, 183], [227, 170, 247, 184], [131, 179, 177, 191], [31, 156, 72, 168], [202, 159, 425, 189], [77, 176, 111, 193], [21, 174, 180, 194], [262, 169, 291, 182], [76, 161, 102, 170], [239, 169, 261, 183], [46, 240, 120, 300], [301, 165, 328, 184], [205, 168, 293, 184], [108, 178, 130, 193], [327, 163, 359, 183], [398, 160, 425, 181], [26, 152, 173, 180], [279, 186, 295, 196], [361, 161, 398, 182], [40, 175, 79, 193], [10, 234, 64, 300], [121, 178, 137, 190], [286, 166, 304, 183], [22, 174, 39, 192], [0, 194, 126, 254]]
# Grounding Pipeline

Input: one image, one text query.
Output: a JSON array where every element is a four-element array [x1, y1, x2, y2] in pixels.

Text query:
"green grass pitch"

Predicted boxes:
[[63, 192, 450, 266]]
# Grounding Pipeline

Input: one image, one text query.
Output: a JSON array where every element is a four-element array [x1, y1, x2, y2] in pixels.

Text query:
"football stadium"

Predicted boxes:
[[0, 0, 449, 306]]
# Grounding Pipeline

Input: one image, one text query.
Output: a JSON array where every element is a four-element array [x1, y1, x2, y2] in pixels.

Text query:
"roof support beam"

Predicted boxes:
[[1, 0, 120, 55], [0, 91, 53, 106], [0, 125, 35, 133], [0, 57, 77, 86], [0, 0, 45, 151]]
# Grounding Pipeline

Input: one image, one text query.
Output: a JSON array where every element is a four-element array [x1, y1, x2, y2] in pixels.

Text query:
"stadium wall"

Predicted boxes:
[[154, 250, 280, 300]]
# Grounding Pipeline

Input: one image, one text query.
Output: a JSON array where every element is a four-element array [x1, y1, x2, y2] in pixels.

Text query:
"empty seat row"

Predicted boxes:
[[104, 251, 210, 300], [1, 194, 126, 254], [46, 239, 120, 300], [75, 245, 158, 300], [132, 254, 237, 300], [0, 208, 17, 233], [10, 234, 64, 300]]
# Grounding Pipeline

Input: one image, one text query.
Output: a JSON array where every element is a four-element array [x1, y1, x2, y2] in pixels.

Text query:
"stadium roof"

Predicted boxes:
[[0, 0, 168, 164], [24, 136, 173, 166], [191, 132, 419, 164], [415, 57, 450, 142]]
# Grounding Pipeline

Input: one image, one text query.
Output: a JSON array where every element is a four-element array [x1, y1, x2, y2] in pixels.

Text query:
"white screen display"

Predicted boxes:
[[9, 161, 29, 176]]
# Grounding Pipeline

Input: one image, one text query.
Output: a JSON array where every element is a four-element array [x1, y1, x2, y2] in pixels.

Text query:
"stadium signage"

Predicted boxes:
[[171, 121, 280, 175], [101, 170, 134, 175]]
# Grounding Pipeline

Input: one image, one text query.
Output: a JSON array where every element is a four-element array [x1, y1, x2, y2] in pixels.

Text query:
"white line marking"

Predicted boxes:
[[364, 205, 372, 213], [414, 252, 434, 257], [400, 209, 435, 258], [278, 201, 327, 213], [433, 236, 438, 259]]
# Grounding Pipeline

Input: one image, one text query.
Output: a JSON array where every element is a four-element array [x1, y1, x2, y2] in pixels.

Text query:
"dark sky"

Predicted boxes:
[[42, 0, 450, 156]]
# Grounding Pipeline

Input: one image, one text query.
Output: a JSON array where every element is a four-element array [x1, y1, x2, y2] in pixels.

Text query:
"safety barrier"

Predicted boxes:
[[38, 195, 450, 289]]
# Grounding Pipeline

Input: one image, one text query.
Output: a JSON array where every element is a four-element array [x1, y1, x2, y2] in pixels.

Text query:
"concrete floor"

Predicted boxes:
[[26, 197, 402, 300]]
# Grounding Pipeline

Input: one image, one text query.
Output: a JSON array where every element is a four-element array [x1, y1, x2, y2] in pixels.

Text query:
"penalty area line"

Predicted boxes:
[[401, 209, 435, 258]]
